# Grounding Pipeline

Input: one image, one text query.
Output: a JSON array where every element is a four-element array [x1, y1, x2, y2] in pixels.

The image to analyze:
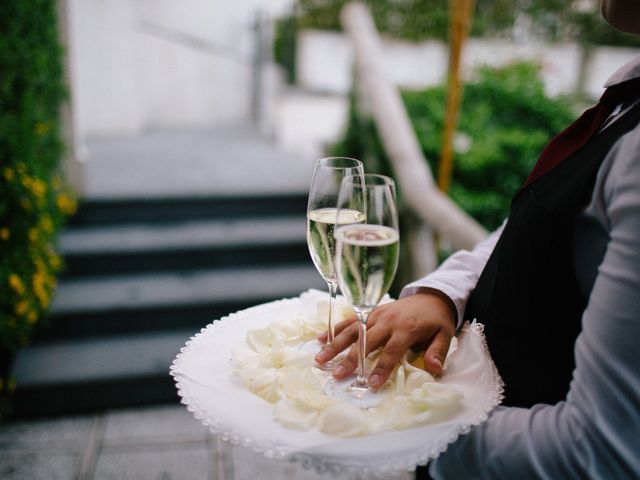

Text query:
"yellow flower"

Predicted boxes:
[[27, 311, 38, 325], [33, 271, 50, 308], [9, 274, 25, 294], [20, 198, 31, 211], [32, 179, 47, 198], [40, 216, 54, 234], [36, 258, 47, 273], [15, 300, 29, 316], [56, 193, 77, 215], [3, 168, 14, 181], [0, 228, 9, 240], [28, 228, 39, 243], [49, 251, 62, 270], [35, 122, 50, 136]]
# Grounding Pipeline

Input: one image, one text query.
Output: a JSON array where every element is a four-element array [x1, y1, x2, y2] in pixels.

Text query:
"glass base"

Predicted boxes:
[[348, 378, 369, 392], [323, 376, 388, 409], [299, 339, 343, 371]]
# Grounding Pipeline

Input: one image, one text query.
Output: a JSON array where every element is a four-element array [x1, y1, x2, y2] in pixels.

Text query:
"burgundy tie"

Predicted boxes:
[[524, 77, 640, 187]]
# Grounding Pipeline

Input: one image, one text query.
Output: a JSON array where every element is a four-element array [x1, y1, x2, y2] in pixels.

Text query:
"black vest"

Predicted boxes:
[[464, 101, 640, 407]]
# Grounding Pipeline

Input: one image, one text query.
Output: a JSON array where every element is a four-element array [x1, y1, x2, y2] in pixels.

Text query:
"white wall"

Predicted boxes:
[[297, 29, 640, 100], [69, 0, 293, 138]]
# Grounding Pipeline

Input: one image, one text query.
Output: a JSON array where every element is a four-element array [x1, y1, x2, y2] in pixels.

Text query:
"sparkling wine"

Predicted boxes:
[[335, 224, 399, 310], [307, 208, 365, 282]]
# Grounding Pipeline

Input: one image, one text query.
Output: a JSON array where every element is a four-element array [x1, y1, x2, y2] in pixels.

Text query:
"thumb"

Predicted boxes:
[[423, 330, 453, 377]]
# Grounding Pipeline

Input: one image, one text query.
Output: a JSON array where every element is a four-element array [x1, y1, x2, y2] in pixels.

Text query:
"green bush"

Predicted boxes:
[[280, 0, 640, 45], [273, 1, 640, 82], [330, 61, 575, 232], [0, 0, 75, 389]]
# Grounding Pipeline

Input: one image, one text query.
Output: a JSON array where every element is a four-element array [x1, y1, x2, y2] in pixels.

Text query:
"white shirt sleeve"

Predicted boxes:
[[429, 126, 640, 479], [400, 221, 505, 328]]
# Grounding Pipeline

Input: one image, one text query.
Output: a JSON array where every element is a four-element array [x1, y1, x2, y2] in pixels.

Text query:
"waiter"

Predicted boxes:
[[315, 0, 640, 477]]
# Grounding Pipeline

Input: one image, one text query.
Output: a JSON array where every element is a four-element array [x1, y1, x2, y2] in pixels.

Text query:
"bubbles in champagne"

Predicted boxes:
[[306, 208, 366, 282], [334, 224, 399, 311]]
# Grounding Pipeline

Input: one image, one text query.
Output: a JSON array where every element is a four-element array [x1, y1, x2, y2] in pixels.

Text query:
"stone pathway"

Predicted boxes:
[[84, 125, 316, 199], [0, 403, 414, 480]]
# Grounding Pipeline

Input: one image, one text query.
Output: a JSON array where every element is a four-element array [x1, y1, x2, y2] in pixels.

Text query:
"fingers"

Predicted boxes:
[[366, 333, 414, 389], [315, 321, 359, 364], [317, 314, 357, 343], [330, 321, 393, 379], [331, 345, 358, 378], [423, 329, 454, 376]]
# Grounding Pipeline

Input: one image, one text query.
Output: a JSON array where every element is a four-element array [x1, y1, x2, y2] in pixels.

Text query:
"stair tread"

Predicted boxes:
[[12, 329, 194, 387], [60, 216, 306, 254], [51, 265, 325, 314], [70, 194, 308, 226]]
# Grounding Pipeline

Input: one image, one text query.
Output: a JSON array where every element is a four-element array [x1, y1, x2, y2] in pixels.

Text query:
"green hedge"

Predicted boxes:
[[282, 0, 640, 45], [330, 62, 574, 232], [274, 1, 640, 83], [0, 0, 75, 390]]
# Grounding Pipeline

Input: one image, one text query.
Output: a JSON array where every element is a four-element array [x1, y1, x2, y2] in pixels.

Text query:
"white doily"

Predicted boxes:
[[170, 289, 504, 479]]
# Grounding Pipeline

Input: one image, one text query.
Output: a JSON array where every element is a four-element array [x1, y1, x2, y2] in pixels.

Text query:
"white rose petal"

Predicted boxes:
[[274, 399, 319, 430], [318, 404, 369, 438], [233, 298, 464, 437], [248, 368, 281, 404], [246, 327, 286, 353]]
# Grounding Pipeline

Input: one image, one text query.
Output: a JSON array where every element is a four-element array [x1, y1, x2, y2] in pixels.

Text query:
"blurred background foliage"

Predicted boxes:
[[330, 62, 574, 231], [282, 0, 640, 43], [274, 0, 640, 85], [0, 0, 75, 386]]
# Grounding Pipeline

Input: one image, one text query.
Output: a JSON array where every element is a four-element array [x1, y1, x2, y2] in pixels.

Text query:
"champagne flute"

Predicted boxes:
[[334, 174, 399, 391], [306, 157, 365, 368]]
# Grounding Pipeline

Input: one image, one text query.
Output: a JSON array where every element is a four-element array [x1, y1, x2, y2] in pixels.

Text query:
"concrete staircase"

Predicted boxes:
[[11, 194, 325, 417]]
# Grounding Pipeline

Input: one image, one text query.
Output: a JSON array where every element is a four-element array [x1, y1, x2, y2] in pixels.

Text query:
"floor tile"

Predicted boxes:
[[93, 444, 211, 480], [102, 404, 209, 446], [0, 414, 96, 451], [0, 451, 80, 480]]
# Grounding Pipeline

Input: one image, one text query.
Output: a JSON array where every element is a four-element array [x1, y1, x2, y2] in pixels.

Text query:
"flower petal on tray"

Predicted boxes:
[[233, 300, 464, 438]]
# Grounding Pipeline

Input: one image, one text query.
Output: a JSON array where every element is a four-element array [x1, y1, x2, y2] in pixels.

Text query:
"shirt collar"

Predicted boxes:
[[604, 55, 640, 87]]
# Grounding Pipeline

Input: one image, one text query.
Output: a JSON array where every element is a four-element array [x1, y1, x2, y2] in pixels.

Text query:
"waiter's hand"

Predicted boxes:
[[315, 289, 457, 389]]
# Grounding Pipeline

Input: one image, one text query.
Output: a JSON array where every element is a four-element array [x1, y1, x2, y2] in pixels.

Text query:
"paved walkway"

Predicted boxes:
[[84, 125, 316, 199], [0, 403, 413, 480]]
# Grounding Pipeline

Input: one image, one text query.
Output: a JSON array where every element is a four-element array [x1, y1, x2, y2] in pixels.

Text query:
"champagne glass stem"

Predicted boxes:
[[327, 280, 338, 343], [354, 309, 371, 388]]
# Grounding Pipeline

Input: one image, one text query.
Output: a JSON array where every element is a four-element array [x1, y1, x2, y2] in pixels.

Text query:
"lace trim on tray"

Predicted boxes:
[[170, 291, 504, 479]]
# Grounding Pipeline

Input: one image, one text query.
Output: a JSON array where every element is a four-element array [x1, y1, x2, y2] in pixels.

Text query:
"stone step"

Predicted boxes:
[[59, 216, 309, 277], [70, 194, 308, 226], [35, 265, 326, 340], [11, 329, 195, 417]]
